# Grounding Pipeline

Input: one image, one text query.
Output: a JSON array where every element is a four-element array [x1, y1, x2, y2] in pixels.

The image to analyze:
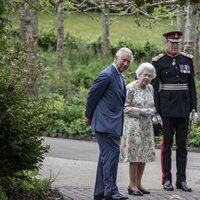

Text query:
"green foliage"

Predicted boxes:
[[7, 12, 200, 148], [34, 18, 199, 146], [188, 79, 200, 147], [44, 92, 92, 137], [10, 21, 163, 66], [0, 39, 49, 178], [111, 39, 161, 63], [36, 25, 162, 65], [0, 2, 56, 199], [6, 0, 55, 13], [38, 25, 57, 51], [71, 68, 94, 89], [152, 5, 170, 20], [0, 186, 8, 200], [0, 170, 55, 200], [10, 12, 177, 46], [37, 53, 73, 96], [189, 124, 200, 147]]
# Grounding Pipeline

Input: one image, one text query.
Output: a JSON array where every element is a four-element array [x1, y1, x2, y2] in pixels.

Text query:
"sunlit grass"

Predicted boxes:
[[9, 12, 177, 47]]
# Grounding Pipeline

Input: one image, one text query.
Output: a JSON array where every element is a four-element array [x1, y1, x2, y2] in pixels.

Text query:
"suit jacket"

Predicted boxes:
[[85, 64, 126, 135]]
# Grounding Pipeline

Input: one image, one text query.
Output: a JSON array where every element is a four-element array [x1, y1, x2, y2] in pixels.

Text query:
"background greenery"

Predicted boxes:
[[0, 2, 63, 197], [1, 8, 199, 199], [9, 12, 200, 147], [10, 12, 177, 46]]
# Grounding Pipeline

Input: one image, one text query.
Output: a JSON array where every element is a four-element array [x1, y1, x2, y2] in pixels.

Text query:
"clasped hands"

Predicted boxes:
[[140, 108, 156, 117]]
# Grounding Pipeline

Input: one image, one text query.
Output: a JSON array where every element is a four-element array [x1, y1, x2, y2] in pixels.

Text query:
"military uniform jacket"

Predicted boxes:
[[151, 52, 197, 117]]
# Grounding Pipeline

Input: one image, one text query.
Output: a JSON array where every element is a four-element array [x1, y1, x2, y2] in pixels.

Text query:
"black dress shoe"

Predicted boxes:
[[105, 193, 129, 200], [127, 186, 143, 196], [163, 180, 173, 191], [138, 187, 151, 194], [176, 181, 192, 192], [94, 194, 104, 200]]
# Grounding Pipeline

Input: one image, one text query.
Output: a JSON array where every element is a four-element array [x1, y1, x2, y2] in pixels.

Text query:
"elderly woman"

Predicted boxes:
[[120, 62, 156, 196]]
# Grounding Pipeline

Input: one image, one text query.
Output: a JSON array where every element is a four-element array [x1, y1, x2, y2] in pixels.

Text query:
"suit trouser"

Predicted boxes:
[[94, 132, 120, 196], [161, 117, 189, 185]]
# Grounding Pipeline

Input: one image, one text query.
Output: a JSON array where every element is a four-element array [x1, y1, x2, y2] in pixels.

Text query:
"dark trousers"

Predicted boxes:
[[94, 132, 120, 197], [161, 117, 189, 185]]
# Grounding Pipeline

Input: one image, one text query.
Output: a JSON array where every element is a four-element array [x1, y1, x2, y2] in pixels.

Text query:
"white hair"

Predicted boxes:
[[135, 62, 156, 79], [115, 47, 133, 62]]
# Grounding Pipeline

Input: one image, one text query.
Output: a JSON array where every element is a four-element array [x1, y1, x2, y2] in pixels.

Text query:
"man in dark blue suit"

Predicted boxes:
[[85, 47, 133, 200]]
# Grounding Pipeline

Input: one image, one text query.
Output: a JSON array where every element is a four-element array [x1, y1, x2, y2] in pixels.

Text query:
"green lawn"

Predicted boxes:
[[10, 12, 177, 47]]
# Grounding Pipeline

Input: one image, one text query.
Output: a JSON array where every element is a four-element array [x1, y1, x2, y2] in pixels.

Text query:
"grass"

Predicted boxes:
[[9, 12, 177, 47]]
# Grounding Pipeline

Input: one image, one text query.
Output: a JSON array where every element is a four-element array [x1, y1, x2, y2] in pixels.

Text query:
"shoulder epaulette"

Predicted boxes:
[[152, 53, 164, 61], [179, 52, 193, 59]]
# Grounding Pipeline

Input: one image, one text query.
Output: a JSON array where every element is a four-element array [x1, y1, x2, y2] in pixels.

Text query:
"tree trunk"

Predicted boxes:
[[56, 0, 65, 69], [183, 0, 200, 74], [20, 2, 38, 95], [102, 3, 110, 56], [195, 32, 200, 76], [176, 5, 185, 50], [176, 5, 185, 33]]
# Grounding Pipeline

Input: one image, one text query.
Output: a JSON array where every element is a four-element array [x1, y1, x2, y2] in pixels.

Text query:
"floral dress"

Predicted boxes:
[[120, 80, 156, 163]]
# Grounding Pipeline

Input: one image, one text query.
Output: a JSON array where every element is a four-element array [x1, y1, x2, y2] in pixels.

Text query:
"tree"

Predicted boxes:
[[183, 0, 200, 73], [79, 0, 154, 56], [142, 0, 200, 75], [20, 0, 38, 95], [176, 5, 185, 35], [56, 0, 65, 69], [49, 0, 81, 68], [102, 1, 110, 56]]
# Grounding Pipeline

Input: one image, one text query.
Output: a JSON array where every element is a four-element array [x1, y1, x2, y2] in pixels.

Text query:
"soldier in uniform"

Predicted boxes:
[[151, 31, 198, 192]]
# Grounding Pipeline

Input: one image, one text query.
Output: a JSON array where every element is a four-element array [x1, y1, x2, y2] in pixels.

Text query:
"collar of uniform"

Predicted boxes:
[[166, 51, 179, 58]]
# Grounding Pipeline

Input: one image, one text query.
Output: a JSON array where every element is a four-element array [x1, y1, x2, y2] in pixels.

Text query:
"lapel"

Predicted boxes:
[[111, 65, 126, 98]]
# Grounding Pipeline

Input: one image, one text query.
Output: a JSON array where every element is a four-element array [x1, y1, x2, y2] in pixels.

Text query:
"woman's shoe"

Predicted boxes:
[[127, 186, 143, 196], [138, 187, 151, 194]]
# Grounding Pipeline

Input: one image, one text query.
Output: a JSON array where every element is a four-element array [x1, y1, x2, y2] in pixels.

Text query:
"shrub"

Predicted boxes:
[[189, 125, 200, 147], [111, 39, 161, 63], [38, 25, 57, 51], [0, 186, 8, 200], [71, 68, 94, 89], [44, 91, 92, 137], [0, 170, 60, 200], [0, 39, 49, 177]]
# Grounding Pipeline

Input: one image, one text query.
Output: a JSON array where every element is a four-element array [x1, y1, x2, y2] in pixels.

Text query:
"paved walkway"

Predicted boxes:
[[40, 137, 200, 200]]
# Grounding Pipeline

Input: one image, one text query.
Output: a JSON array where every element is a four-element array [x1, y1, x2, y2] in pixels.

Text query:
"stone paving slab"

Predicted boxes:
[[57, 187, 200, 200]]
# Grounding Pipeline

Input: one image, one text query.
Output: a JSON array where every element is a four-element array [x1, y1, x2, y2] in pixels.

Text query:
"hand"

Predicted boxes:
[[189, 110, 198, 124], [152, 113, 163, 126], [84, 117, 92, 125], [140, 108, 156, 117]]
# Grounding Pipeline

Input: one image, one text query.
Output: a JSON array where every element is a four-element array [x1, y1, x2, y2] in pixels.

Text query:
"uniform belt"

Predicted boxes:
[[161, 84, 188, 90]]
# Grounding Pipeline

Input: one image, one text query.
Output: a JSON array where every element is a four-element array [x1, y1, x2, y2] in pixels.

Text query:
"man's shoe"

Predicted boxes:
[[163, 180, 173, 191], [105, 193, 128, 200], [176, 181, 192, 192], [94, 194, 104, 200]]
